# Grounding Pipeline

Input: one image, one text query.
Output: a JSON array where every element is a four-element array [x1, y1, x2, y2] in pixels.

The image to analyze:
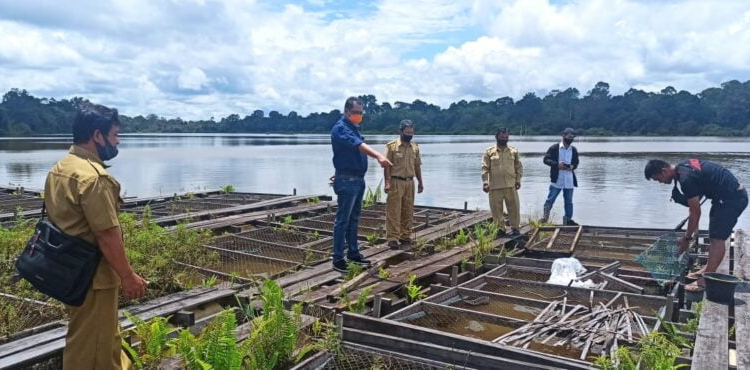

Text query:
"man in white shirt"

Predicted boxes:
[[540, 128, 580, 225]]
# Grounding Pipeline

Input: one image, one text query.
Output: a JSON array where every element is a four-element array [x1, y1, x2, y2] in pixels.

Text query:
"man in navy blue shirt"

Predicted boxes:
[[330, 97, 392, 273], [645, 159, 747, 292]]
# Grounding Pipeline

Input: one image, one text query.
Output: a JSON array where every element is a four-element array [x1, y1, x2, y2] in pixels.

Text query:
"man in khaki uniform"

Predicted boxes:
[[45, 102, 147, 370], [482, 127, 523, 236], [384, 120, 423, 249]]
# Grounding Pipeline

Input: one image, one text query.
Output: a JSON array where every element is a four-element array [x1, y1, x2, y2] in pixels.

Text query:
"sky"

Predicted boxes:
[[1, 0, 750, 120]]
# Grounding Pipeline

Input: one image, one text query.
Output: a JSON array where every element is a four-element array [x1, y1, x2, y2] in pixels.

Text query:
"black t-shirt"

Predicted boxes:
[[676, 159, 740, 201]]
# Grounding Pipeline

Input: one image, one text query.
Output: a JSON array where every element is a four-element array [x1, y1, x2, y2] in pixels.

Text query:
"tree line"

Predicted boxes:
[[2, 80, 750, 136]]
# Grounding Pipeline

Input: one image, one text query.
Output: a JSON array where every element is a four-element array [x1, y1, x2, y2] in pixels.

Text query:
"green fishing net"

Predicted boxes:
[[635, 232, 689, 286]]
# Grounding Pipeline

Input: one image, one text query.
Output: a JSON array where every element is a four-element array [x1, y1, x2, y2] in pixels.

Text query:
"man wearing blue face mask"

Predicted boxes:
[[45, 101, 147, 369]]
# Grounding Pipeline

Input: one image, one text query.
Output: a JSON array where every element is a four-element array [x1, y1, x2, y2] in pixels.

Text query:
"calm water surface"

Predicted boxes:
[[1, 134, 748, 231]]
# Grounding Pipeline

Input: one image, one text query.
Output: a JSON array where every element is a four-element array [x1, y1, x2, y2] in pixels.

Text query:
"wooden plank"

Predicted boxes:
[[327, 260, 387, 301], [0, 287, 235, 368], [599, 272, 645, 294], [733, 230, 749, 370], [691, 238, 730, 369], [545, 228, 561, 250], [570, 225, 583, 253], [154, 194, 321, 226], [239, 210, 493, 300], [342, 313, 590, 369], [179, 202, 332, 230], [526, 228, 541, 246]]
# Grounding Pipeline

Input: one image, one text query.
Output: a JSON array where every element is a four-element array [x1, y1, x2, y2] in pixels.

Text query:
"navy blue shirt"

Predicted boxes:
[[677, 159, 741, 201], [331, 117, 367, 176]]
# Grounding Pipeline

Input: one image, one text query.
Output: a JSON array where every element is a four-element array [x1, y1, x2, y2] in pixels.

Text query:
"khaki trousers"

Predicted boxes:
[[386, 178, 415, 241], [489, 187, 520, 230], [63, 287, 132, 370]]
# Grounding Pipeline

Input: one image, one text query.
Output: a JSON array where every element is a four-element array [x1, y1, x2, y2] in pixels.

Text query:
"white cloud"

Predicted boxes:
[[177, 68, 209, 91], [0, 0, 749, 120]]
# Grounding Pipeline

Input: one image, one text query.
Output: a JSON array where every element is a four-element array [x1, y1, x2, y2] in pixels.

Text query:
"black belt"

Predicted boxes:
[[335, 172, 364, 178], [391, 176, 413, 181]]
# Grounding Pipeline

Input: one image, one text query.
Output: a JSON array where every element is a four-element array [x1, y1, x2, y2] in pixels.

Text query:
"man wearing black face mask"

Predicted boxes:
[[44, 101, 147, 369], [541, 127, 580, 225], [482, 128, 523, 236], [384, 120, 423, 249]]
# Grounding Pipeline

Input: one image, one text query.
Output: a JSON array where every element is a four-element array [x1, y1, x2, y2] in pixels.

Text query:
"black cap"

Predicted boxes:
[[561, 127, 576, 136]]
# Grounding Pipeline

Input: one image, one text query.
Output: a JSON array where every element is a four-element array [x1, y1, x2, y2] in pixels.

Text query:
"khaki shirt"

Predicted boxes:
[[44, 146, 122, 289], [482, 145, 523, 190], [385, 139, 421, 178]]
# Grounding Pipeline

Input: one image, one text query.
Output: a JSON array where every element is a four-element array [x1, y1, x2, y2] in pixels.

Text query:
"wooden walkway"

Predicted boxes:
[[691, 230, 747, 369]]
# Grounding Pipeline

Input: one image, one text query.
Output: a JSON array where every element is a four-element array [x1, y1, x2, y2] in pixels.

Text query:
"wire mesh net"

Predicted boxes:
[[393, 303, 523, 342], [12, 355, 63, 370], [194, 248, 299, 279], [0, 294, 66, 342], [323, 346, 447, 370], [207, 235, 327, 265], [634, 232, 688, 285], [235, 227, 325, 246], [436, 289, 546, 322]]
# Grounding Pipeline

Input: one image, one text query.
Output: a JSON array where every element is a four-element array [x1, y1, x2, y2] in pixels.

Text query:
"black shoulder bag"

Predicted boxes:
[[15, 204, 102, 306]]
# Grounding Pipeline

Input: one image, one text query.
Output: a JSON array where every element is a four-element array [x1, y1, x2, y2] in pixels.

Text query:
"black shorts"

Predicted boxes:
[[709, 189, 748, 240]]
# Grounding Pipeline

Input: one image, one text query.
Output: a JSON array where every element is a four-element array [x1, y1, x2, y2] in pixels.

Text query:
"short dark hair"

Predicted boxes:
[[495, 127, 509, 135], [73, 101, 120, 144], [644, 159, 670, 180], [400, 119, 415, 131], [344, 97, 363, 112]]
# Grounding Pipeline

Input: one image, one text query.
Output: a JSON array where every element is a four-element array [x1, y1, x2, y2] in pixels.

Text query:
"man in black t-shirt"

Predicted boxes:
[[645, 159, 748, 292]]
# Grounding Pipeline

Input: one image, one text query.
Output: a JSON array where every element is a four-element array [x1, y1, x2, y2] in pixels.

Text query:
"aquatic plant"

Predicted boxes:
[[221, 185, 236, 194], [366, 232, 379, 246], [362, 180, 383, 208], [405, 274, 426, 303], [453, 228, 469, 245], [345, 285, 374, 314]]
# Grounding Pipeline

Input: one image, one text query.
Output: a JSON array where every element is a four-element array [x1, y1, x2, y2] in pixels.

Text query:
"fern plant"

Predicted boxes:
[[346, 286, 374, 314], [170, 309, 249, 370], [245, 280, 304, 369], [405, 274, 426, 303], [122, 311, 173, 369]]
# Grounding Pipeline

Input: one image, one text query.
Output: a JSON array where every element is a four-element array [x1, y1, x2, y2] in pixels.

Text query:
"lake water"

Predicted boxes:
[[1, 134, 748, 231]]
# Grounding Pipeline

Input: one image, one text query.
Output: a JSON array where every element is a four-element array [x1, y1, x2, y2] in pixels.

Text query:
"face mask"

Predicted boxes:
[[563, 137, 574, 145], [348, 114, 363, 125], [95, 136, 119, 161], [401, 135, 413, 143], [497, 139, 508, 146]]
